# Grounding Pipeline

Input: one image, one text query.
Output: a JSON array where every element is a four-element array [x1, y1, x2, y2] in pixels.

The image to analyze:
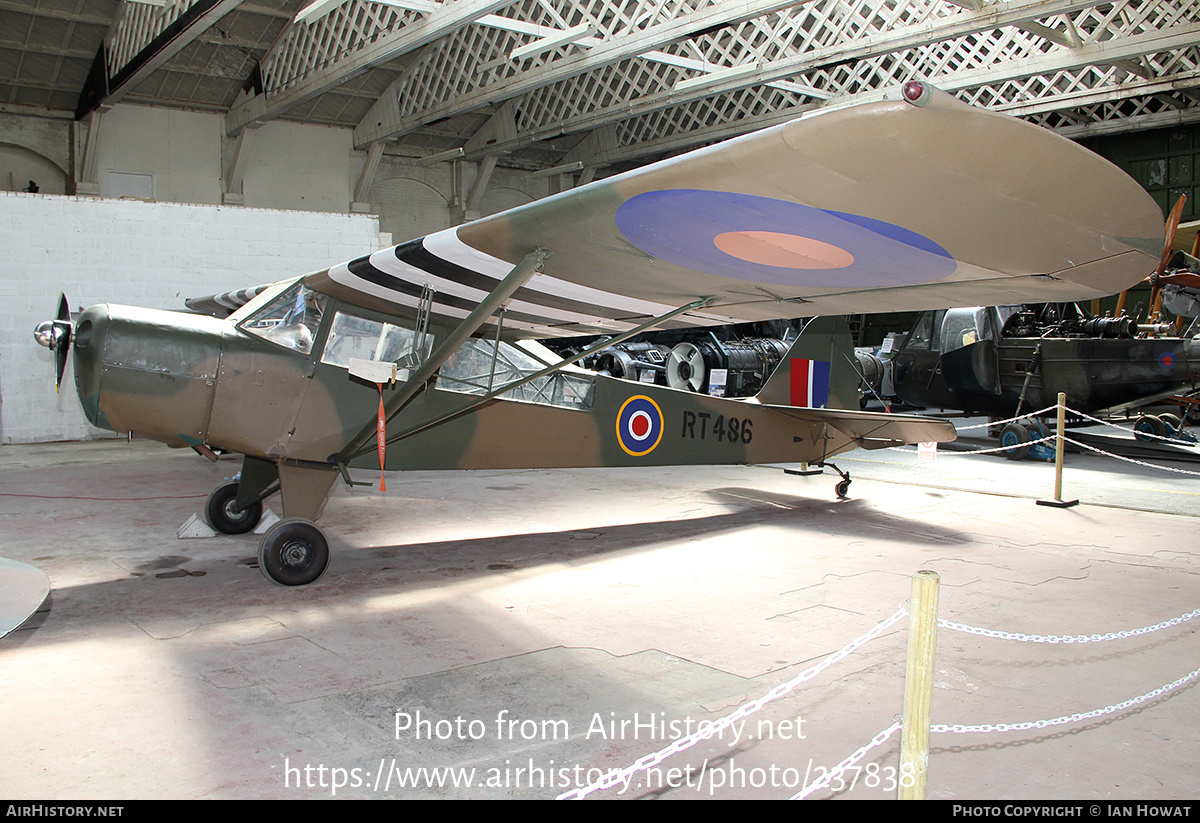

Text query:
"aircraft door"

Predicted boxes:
[[207, 282, 325, 457], [891, 311, 945, 405], [285, 306, 434, 463]]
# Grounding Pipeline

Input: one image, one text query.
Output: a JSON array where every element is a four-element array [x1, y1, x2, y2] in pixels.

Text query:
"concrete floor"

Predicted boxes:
[[1, 436, 1198, 800]]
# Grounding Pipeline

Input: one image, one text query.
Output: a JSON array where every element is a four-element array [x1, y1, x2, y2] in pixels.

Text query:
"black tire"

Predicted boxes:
[[258, 518, 329, 586], [835, 479, 851, 499], [205, 480, 263, 535], [1134, 414, 1166, 442], [1000, 422, 1031, 460]]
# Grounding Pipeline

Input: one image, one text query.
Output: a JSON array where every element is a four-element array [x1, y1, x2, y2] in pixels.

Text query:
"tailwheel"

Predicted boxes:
[[205, 480, 263, 535], [820, 461, 852, 500], [258, 518, 329, 586]]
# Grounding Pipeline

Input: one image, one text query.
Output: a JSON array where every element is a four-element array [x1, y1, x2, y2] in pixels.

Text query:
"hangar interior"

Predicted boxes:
[[2, 0, 1200, 801]]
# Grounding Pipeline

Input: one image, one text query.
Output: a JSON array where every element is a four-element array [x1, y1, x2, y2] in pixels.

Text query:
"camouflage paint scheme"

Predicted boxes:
[[45, 83, 1164, 584]]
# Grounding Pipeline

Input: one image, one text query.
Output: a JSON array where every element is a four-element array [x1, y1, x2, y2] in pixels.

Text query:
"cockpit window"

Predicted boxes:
[[437, 338, 595, 410], [320, 311, 432, 370], [940, 307, 994, 354], [240, 282, 326, 354], [904, 312, 936, 351]]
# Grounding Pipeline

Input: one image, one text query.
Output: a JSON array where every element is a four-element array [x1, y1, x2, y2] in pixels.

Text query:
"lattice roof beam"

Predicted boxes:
[[592, 48, 1200, 170], [352, 0, 801, 147], [78, 0, 247, 117], [226, 0, 512, 134], [584, 21, 1200, 168], [460, 0, 1105, 161]]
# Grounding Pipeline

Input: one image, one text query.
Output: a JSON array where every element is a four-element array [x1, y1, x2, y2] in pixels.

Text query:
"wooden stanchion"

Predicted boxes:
[[898, 569, 940, 800], [1037, 392, 1078, 508]]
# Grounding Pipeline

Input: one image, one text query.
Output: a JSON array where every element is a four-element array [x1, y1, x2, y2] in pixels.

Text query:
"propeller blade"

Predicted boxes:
[[1158, 194, 1187, 276], [1147, 195, 1188, 325], [48, 293, 72, 392]]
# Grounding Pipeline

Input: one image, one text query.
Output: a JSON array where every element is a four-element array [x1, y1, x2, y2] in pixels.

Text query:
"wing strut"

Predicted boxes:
[[337, 248, 549, 463], [344, 295, 717, 461]]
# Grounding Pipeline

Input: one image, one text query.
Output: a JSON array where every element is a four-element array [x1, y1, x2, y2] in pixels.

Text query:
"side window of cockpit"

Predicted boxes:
[[241, 283, 326, 354], [319, 312, 430, 370], [903, 312, 936, 351], [940, 308, 993, 354]]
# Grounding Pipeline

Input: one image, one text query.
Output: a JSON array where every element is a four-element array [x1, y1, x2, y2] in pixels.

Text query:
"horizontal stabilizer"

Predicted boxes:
[[764, 404, 956, 449]]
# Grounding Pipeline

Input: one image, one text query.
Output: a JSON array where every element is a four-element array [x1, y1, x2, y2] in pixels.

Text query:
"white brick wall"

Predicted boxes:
[[1, 192, 381, 444]]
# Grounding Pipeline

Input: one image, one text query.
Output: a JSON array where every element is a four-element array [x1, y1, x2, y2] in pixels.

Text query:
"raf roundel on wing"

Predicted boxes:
[[614, 189, 958, 288]]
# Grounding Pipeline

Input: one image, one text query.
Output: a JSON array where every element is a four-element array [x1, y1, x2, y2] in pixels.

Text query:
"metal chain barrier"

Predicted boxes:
[[790, 721, 902, 799], [1071, 407, 1190, 444], [939, 606, 1200, 643], [556, 607, 908, 800], [558, 596, 1199, 799], [932, 664, 1200, 735], [949, 405, 1060, 433], [885, 399, 1200, 471], [1063, 435, 1200, 477]]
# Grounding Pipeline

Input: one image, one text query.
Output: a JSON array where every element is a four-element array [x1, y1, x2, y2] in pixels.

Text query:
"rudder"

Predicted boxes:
[[755, 316, 861, 409]]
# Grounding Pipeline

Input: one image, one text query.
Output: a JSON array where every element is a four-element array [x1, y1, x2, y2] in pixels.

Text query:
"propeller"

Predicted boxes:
[[32, 293, 73, 392], [1148, 194, 1187, 324], [1118, 194, 1186, 322]]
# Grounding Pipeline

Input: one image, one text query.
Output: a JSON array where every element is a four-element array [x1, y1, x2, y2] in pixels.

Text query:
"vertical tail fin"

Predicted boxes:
[[755, 316, 862, 409]]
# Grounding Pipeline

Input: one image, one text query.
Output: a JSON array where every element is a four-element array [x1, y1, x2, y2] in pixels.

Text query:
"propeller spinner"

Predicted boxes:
[[33, 293, 72, 391]]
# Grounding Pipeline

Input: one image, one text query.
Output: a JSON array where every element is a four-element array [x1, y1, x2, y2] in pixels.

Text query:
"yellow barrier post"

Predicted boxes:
[[1037, 392, 1079, 508], [898, 569, 940, 800]]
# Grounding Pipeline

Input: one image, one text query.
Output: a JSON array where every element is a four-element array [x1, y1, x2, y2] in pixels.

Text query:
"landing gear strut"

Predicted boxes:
[[820, 462, 852, 499]]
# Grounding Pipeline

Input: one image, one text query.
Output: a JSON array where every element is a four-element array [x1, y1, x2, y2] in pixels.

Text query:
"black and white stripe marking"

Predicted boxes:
[[327, 229, 736, 336]]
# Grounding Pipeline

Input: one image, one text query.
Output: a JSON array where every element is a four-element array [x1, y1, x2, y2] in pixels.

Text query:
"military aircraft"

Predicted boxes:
[[861, 206, 1200, 456], [875, 302, 1198, 416], [35, 83, 1164, 586]]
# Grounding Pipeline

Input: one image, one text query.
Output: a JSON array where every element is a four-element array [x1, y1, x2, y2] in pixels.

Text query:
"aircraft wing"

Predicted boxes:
[[311, 84, 1163, 338]]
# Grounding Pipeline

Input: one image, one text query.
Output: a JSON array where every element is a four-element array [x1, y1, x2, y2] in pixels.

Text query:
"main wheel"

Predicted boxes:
[[205, 480, 263, 535], [258, 518, 329, 586], [1159, 413, 1183, 435], [999, 422, 1031, 460], [1134, 414, 1166, 442]]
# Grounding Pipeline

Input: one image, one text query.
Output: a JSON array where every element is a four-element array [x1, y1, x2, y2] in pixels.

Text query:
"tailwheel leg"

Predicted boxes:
[[258, 518, 329, 586], [820, 462, 852, 500]]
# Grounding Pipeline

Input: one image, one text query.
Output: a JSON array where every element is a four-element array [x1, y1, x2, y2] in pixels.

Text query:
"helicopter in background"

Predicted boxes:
[[858, 300, 1200, 458]]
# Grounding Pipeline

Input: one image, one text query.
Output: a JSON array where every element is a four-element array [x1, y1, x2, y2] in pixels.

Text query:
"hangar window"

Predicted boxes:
[[437, 339, 595, 410], [239, 281, 326, 354]]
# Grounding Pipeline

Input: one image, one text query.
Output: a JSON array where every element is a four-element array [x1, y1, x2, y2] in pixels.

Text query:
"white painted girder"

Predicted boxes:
[[226, 0, 513, 133], [583, 24, 1200, 167], [222, 0, 1198, 169], [351, 0, 802, 147], [501, 1, 1200, 167], [460, 0, 1107, 159]]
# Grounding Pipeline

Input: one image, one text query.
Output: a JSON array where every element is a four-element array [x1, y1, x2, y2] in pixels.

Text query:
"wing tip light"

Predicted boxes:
[[902, 81, 934, 107]]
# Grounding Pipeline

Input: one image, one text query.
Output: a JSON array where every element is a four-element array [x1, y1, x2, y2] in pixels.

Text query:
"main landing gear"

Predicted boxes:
[[203, 480, 330, 586], [257, 518, 330, 586]]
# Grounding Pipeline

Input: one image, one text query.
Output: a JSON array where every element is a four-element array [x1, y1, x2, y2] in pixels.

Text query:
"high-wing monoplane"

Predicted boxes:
[[35, 83, 1163, 586]]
